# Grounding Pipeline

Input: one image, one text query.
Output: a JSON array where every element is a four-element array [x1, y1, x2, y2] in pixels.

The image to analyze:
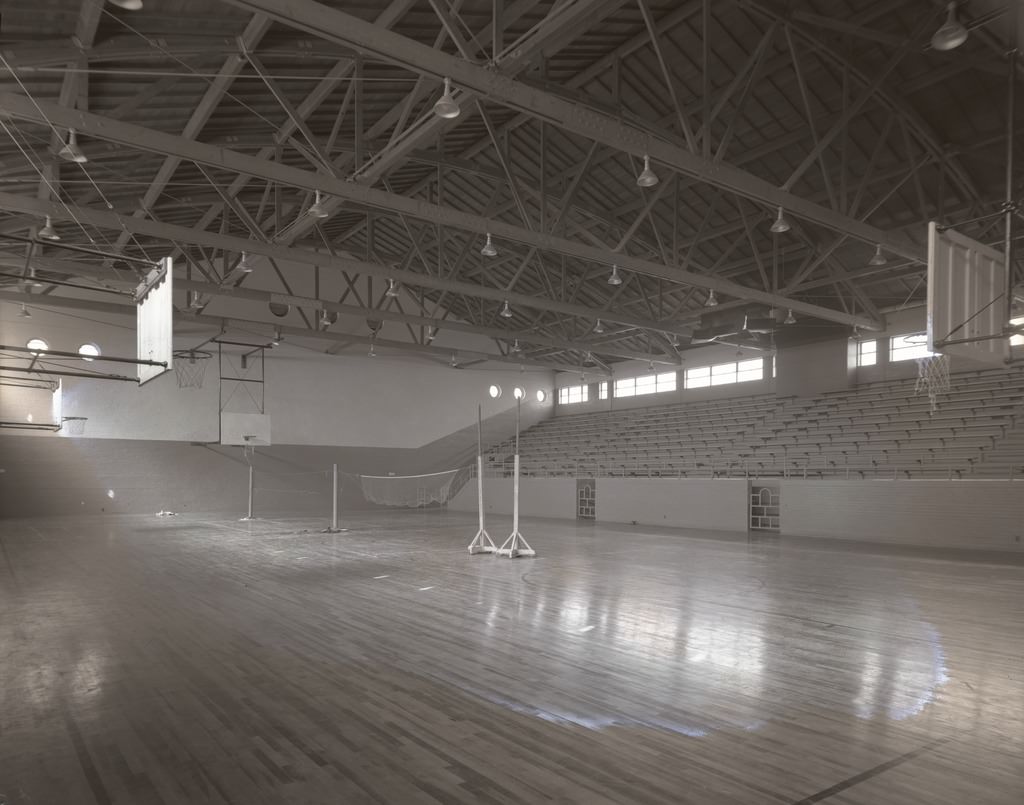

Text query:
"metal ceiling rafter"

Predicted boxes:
[[216, 0, 920, 270], [0, 95, 878, 328], [0, 191, 691, 336]]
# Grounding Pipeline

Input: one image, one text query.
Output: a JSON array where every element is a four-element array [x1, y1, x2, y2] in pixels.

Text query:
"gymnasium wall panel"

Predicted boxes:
[[596, 479, 748, 531], [780, 480, 1024, 550], [448, 478, 577, 520]]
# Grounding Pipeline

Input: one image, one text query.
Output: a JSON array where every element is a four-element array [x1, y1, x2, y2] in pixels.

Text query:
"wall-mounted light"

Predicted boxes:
[[488, 384, 502, 399]]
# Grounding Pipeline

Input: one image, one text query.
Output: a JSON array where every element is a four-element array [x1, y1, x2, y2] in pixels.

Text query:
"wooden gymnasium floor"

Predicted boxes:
[[1, 510, 1022, 805]]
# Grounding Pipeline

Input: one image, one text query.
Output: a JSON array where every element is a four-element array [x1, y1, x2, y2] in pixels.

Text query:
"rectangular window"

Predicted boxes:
[[558, 384, 589, 404], [711, 361, 737, 386], [685, 365, 711, 389], [686, 359, 762, 389], [598, 381, 608, 400], [1011, 316, 1023, 347], [736, 358, 764, 383], [857, 339, 877, 367], [890, 333, 934, 362], [613, 372, 677, 398]]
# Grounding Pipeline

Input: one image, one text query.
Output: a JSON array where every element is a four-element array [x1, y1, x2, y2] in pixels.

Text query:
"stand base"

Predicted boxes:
[[497, 530, 535, 558], [239, 516, 258, 522], [321, 527, 348, 533], [468, 528, 497, 554]]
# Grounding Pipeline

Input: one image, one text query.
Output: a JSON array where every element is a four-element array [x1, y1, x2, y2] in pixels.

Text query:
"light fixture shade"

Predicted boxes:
[[488, 384, 502, 399], [535, 389, 546, 402], [769, 205, 790, 234], [319, 309, 332, 328], [271, 328, 282, 346], [785, 309, 797, 325], [39, 216, 59, 240], [368, 343, 376, 357], [932, 3, 968, 51], [449, 353, 459, 367], [58, 129, 87, 163], [238, 251, 253, 273], [433, 77, 461, 119], [593, 319, 605, 334], [78, 343, 101, 361], [308, 190, 329, 218], [868, 244, 887, 266], [705, 290, 719, 307], [481, 233, 497, 257], [385, 278, 400, 297], [27, 268, 43, 288], [18, 304, 31, 318], [607, 265, 623, 286], [500, 299, 513, 318], [511, 338, 521, 353], [108, 0, 144, 9], [636, 154, 659, 188]]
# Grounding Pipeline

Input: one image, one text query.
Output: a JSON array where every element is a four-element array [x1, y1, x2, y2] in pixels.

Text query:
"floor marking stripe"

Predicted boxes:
[[373, 575, 389, 579], [789, 738, 950, 804], [577, 625, 596, 633], [419, 586, 435, 591]]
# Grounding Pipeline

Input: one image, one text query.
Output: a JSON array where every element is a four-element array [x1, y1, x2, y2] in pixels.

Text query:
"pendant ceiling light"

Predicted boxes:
[[636, 154, 659, 188], [433, 77, 461, 119], [481, 232, 497, 257], [931, 2, 968, 51], [385, 278, 400, 297], [769, 205, 790, 234], [319, 309, 332, 328], [18, 304, 31, 318], [238, 251, 253, 273], [705, 290, 718, 307], [511, 338, 521, 353], [108, 0, 143, 9], [593, 319, 605, 334], [500, 299, 513, 318], [368, 342, 376, 358], [38, 216, 59, 240], [784, 309, 797, 325], [607, 264, 623, 286], [868, 244, 887, 266], [308, 190, 329, 219], [58, 129, 87, 163]]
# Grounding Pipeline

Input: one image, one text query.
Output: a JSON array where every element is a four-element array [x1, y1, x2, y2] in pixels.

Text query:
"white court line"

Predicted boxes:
[[419, 586, 435, 591], [373, 575, 389, 579], [577, 625, 596, 633]]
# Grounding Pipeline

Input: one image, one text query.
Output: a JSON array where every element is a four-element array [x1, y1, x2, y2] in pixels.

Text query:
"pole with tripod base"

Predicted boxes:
[[468, 405, 497, 554], [497, 396, 535, 558]]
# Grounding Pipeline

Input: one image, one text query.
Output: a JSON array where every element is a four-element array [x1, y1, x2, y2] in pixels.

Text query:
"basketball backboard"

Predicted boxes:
[[136, 257, 174, 384], [927, 222, 1010, 365]]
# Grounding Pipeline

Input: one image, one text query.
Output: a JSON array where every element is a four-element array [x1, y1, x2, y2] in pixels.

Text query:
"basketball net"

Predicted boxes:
[[172, 350, 211, 388], [915, 353, 950, 414]]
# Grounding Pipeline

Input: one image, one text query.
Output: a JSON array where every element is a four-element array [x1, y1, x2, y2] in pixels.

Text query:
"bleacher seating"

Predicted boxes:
[[483, 368, 1024, 479]]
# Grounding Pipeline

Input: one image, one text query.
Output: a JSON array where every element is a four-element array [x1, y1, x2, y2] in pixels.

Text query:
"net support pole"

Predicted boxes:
[[498, 397, 535, 558], [468, 405, 497, 554], [240, 464, 256, 521], [322, 463, 347, 533]]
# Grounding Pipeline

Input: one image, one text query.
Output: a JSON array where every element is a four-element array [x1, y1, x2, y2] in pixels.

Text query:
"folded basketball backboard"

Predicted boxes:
[[220, 412, 272, 446], [136, 257, 174, 384], [927, 222, 1010, 365]]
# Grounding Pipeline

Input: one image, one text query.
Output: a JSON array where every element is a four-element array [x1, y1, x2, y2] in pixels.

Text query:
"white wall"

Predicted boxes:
[[780, 479, 1024, 550], [596, 478, 748, 531], [1, 303, 553, 447], [449, 477, 577, 519]]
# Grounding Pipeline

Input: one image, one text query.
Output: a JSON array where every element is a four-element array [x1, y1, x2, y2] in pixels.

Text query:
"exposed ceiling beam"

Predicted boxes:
[[0, 192, 693, 336], [0, 95, 879, 329], [218, 0, 923, 268], [0, 289, 605, 375]]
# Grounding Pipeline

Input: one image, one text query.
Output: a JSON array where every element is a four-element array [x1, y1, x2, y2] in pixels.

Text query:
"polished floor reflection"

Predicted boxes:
[[1, 511, 1022, 804]]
